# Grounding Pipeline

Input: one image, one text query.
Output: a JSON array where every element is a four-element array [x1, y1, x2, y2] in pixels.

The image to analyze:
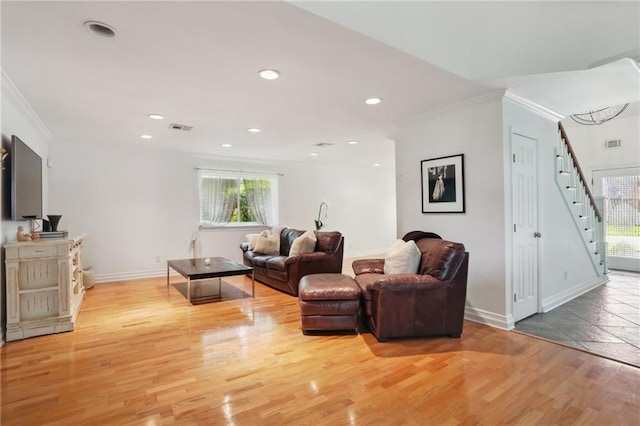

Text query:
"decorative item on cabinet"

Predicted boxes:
[[47, 215, 63, 232], [16, 226, 32, 241]]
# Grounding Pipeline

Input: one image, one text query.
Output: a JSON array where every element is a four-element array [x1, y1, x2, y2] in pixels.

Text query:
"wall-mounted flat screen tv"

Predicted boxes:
[[11, 135, 43, 220]]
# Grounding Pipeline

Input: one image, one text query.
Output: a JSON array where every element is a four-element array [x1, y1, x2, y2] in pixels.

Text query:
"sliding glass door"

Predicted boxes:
[[593, 167, 640, 272]]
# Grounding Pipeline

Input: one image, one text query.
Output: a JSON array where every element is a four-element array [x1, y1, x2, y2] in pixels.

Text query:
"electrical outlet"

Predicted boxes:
[[563, 271, 568, 280], [155, 256, 161, 263]]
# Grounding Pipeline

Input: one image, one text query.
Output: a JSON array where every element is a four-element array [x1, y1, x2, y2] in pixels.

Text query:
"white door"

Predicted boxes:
[[592, 167, 640, 272], [512, 132, 540, 322]]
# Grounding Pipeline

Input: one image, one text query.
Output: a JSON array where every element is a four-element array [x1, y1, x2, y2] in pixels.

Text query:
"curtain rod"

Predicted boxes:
[[195, 167, 284, 177]]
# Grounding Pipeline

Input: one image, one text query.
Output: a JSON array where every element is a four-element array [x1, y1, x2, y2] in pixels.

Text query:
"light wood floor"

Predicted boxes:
[[2, 275, 639, 425]]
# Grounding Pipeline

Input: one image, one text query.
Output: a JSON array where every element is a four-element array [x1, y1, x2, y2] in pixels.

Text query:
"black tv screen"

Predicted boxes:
[[11, 135, 43, 220]]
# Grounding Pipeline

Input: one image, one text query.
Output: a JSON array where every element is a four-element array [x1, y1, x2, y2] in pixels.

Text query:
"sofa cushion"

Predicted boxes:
[[266, 256, 287, 271], [315, 231, 342, 253], [415, 239, 466, 280], [280, 228, 306, 255], [251, 255, 275, 268], [383, 239, 421, 274], [289, 230, 317, 255], [254, 233, 280, 255], [246, 229, 271, 250]]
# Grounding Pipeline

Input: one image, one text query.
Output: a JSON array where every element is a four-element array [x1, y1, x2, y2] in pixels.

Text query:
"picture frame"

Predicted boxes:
[[421, 154, 465, 213]]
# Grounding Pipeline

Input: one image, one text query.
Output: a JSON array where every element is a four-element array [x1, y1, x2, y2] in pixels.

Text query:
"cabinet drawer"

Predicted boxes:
[[18, 245, 58, 259]]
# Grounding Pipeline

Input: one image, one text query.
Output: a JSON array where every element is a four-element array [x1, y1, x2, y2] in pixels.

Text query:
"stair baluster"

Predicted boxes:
[[555, 122, 606, 275]]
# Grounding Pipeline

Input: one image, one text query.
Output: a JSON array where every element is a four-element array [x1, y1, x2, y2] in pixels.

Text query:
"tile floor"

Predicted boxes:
[[515, 270, 640, 367]]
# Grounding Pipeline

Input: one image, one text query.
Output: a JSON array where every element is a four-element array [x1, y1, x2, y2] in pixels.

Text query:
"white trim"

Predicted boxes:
[[95, 268, 171, 283], [1, 69, 54, 144], [504, 91, 565, 122], [541, 275, 608, 312], [464, 306, 512, 330], [395, 89, 506, 130]]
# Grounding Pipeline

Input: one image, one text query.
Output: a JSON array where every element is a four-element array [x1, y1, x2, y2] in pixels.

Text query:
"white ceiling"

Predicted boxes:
[[2, 1, 639, 171]]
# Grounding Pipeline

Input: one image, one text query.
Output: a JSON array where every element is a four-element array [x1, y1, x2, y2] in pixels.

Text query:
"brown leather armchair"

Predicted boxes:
[[352, 232, 469, 342], [240, 228, 344, 296]]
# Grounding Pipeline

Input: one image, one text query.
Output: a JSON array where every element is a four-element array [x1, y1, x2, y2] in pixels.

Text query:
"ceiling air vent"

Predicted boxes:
[[604, 139, 622, 149], [314, 142, 333, 147], [169, 123, 193, 132]]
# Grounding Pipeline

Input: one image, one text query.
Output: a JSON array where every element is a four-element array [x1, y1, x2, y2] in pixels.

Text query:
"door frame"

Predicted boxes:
[[592, 166, 640, 272]]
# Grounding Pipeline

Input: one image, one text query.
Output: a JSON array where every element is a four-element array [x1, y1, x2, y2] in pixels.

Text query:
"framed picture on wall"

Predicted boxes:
[[421, 154, 465, 213]]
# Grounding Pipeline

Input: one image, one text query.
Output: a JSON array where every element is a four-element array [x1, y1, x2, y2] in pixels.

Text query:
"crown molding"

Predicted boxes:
[[503, 90, 564, 122], [397, 89, 507, 130], [1, 69, 55, 144]]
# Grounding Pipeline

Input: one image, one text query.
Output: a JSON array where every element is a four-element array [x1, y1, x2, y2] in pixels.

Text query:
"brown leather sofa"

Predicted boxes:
[[240, 228, 344, 296], [352, 232, 469, 341]]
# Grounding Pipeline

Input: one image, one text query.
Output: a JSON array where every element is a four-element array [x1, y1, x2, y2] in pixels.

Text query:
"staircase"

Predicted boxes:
[[555, 122, 607, 275]]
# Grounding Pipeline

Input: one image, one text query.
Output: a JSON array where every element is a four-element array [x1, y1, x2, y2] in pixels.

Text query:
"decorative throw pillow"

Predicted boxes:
[[271, 224, 288, 236], [383, 239, 421, 274], [289, 230, 317, 256], [253, 232, 280, 255], [246, 230, 271, 250]]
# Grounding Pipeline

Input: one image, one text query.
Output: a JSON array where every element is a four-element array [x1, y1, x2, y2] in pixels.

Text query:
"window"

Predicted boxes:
[[198, 169, 279, 227], [601, 173, 640, 259]]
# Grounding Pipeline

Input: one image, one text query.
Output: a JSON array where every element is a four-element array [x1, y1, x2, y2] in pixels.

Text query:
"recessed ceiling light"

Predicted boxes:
[[259, 69, 280, 80], [373, 163, 381, 167], [365, 97, 382, 105], [247, 128, 261, 133], [140, 134, 152, 139], [310, 152, 319, 156], [347, 140, 358, 145], [148, 114, 164, 120], [221, 143, 232, 148], [84, 21, 117, 38]]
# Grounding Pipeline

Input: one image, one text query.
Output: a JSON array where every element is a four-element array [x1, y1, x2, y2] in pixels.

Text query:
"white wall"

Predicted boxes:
[[48, 139, 397, 283], [1, 72, 53, 345], [394, 95, 508, 325], [1, 73, 51, 242], [562, 102, 640, 180], [503, 97, 603, 318], [394, 93, 606, 329], [279, 161, 397, 255]]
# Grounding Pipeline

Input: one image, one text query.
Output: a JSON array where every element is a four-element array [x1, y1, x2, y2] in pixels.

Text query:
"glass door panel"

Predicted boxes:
[[593, 167, 640, 272]]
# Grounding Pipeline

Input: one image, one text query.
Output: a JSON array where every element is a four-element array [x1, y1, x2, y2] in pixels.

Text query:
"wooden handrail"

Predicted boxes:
[[558, 121, 602, 222]]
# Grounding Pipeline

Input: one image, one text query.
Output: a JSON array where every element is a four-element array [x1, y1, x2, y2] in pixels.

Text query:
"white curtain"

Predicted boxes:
[[199, 174, 237, 224], [243, 176, 272, 225]]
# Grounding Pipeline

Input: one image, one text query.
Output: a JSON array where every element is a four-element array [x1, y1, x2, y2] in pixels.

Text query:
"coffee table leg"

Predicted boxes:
[[252, 270, 255, 297], [187, 277, 191, 304], [167, 263, 170, 287]]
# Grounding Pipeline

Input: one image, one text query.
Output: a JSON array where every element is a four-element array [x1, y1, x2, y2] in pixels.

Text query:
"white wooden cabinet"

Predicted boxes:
[[4, 235, 85, 341]]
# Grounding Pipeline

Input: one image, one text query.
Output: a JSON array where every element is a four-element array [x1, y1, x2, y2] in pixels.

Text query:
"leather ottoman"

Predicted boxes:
[[298, 273, 361, 334]]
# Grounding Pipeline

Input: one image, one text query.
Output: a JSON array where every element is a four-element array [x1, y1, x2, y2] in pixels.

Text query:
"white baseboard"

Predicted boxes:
[[96, 268, 173, 283], [464, 306, 512, 330], [94, 250, 387, 284], [541, 275, 609, 312]]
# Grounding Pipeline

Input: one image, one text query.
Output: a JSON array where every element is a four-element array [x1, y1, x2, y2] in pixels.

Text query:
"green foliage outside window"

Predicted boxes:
[[230, 181, 256, 222]]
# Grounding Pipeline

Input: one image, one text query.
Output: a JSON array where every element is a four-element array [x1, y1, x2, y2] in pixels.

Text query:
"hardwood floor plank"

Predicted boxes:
[[2, 275, 640, 425]]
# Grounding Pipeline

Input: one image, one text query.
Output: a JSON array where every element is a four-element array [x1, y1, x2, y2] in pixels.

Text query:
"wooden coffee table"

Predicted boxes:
[[167, 257, 254, 304]]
